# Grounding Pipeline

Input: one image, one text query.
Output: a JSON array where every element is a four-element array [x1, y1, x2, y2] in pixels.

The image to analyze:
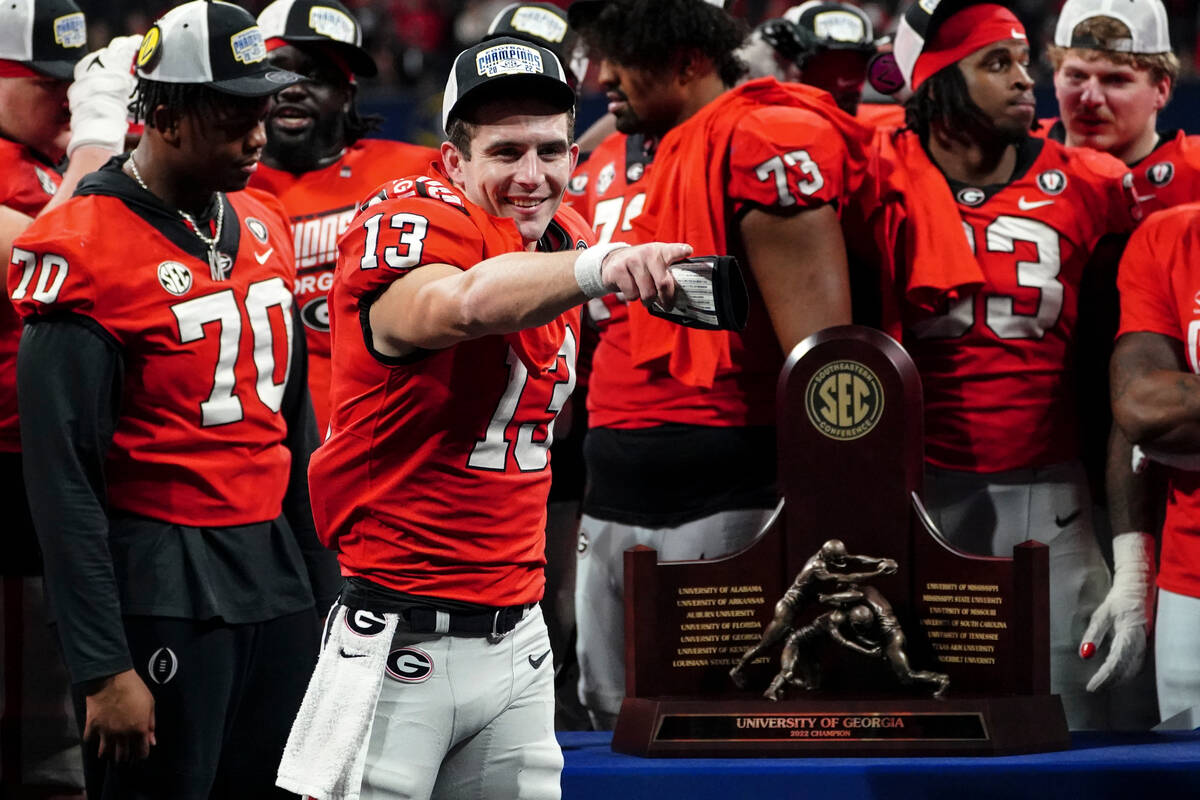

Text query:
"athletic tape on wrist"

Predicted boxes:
[[574, 242, 629, 299]]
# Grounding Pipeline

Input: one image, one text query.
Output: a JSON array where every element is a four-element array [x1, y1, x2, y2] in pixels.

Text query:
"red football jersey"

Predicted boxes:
[[1116, 203, 1200, 598], [613, 81, 864, 428], [10, 187, 298, 525], [0, 137, 63, 452], [898, 135, 1137, 472], [309, 171, 592, 606], [563, 130, 658, 428], [248, 139, 438, 433], [1127, 131, 1200, 217]]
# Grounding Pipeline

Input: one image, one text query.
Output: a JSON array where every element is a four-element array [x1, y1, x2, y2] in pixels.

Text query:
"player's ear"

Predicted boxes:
[[343, 82, 356, 115], [442, 140, 466, 182], [151, 105, 182, 144]]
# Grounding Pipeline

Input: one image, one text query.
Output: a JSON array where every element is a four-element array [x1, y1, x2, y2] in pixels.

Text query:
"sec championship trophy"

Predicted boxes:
[[612, 326, 1069, 757]]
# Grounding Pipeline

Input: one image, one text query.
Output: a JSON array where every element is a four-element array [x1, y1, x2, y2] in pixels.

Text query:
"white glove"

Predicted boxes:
[[1080, 532, 1156, 692], [66, 35, 141, 158]]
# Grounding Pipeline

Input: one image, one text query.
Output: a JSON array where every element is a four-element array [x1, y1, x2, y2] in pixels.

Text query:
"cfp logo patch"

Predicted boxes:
[[54, 13, 87, 48], [157, 261, 193, 296], [230, 27, 267, 65], [508, 7, 568, 43], [245, 217, 269, 244], [147, 647, 178, 685], [956, 187, 985, 207], [567, 173, 588, 195], [805, 360, 884, 441], [386, 647, 434, 683], [596, 162, 616, 196], [308, 6, 357, 44], [475, 43, 543, 77], [1147, 161, 1175, 188], [1037, 169, 1068, 196], [345, 609, 389, 637]]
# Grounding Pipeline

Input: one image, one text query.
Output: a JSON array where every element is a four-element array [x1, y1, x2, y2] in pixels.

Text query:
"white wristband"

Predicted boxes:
[[574, 242, 629, 299]]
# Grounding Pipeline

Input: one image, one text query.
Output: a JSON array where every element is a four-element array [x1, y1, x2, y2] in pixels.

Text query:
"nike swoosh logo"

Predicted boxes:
[[339, 648, 367, 659], [529, 649, 551, 670], [254, 248, 274, 264], [1055, 510, 1081, 528], [1012, 28, 1027, 40], [1018, 197, 1055, 210], [88, 56, 105, 70]]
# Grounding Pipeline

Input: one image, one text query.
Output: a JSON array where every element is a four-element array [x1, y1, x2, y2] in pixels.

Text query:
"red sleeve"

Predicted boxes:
[[727, 106, 850, 215], [9, 201, 104, 329], [335, 176, 486, 300], [1117, 208, 1189, 341]]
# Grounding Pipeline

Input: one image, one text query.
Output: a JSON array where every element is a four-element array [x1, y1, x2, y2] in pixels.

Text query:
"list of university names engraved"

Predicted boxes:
[[671, 584, 766, 668], [919, 582, 1006, 666]]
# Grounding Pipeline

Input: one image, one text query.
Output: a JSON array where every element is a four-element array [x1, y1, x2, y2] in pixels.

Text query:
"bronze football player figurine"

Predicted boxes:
[[729, 539, 897, 687]]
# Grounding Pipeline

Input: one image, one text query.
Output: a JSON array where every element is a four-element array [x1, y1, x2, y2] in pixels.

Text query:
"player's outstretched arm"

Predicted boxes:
[[369, 241, 692, 358], [738, 204, 851, 353]]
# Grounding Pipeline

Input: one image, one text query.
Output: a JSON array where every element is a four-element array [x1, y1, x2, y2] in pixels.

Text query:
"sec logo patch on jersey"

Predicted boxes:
[[386, 647, 434, 683], [157, 261, 193, 296]]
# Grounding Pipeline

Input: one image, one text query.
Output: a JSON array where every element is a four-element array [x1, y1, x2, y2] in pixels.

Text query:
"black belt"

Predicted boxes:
[[339, 578, 533, 642], [402, 603, 533, 641]]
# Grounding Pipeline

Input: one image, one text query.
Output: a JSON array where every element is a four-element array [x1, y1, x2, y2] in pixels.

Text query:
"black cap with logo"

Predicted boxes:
[[134, 0, 302, 96], [442, 36, 575, 133], [0, 0, 87, 80], [257, 0, 377, 77]]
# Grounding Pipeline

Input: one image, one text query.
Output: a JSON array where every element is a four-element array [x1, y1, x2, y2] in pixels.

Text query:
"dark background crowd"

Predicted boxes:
[[76, 0, 1200, 145]]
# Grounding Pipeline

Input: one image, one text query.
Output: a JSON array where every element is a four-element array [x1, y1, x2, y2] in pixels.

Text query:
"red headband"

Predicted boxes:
[[911, 4, 1026, 91], [0, 60, 45, 79], [265, 37, 356, 85]]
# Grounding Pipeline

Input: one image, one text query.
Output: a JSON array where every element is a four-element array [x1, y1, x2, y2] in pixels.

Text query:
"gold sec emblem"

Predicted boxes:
[[805, 360, 884, 441]]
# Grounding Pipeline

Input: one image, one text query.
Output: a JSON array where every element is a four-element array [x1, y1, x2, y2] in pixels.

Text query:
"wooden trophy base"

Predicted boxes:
[[612, 695, 1070, 758]]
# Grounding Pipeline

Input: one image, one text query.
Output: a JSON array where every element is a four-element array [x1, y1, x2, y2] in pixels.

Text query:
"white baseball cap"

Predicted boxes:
[[0, 0, 87, 80], [1053, 0, 1171, 55], [135, 0, 302, 96]]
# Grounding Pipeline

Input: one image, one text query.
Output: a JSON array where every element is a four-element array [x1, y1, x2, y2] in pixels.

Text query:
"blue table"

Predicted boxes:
[[558, 730, 1200, 799]]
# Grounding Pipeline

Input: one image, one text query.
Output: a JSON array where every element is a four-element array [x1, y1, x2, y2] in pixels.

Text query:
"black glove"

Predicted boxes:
[[645, 255, 749, 332]]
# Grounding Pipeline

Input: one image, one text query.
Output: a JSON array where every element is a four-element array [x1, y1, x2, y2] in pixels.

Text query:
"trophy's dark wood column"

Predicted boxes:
[[613, 325, 1069, 757]]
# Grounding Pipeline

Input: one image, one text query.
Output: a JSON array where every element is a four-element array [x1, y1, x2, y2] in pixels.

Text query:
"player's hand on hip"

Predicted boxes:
[[601, 242, 692, 308], [66, 35, 141, 158], [84, 668, 157, 762], [1079, 532, 1156, 692]]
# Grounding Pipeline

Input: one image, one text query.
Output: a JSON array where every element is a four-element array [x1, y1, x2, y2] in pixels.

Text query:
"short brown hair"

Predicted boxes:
[[1047, 15, 1180, 91], [445, 93, 576, 159]]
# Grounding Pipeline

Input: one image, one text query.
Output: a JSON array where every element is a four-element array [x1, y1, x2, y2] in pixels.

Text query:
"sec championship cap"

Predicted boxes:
[[257, 0, 376, 77], [442, 36, 575, 133], [0, 0, 87, 80], [135, 0, 302, 96], [783, 1, 874, 51], [1053, 0, 1170, 54]]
